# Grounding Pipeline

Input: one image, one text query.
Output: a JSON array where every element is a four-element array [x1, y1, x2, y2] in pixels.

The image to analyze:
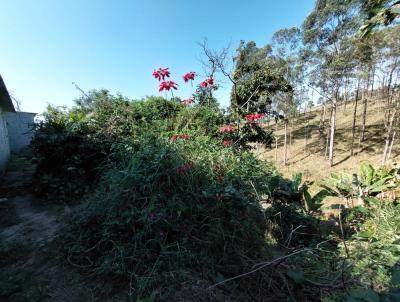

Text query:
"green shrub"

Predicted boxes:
[[340, 202, 400, 290], [59, 135, 275, 299], [31, 106, 110, 203], [174, 104, 224, 136], [32, 92, 276, 204]]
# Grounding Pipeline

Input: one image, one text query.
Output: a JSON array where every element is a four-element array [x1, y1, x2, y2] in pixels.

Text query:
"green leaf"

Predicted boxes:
[[361, 163, 375, 187], [325, 204, 344, 210], [390, 267, 400, 287], [303, 190, 312, 207], [137, 291, 157, 302], [322, 298, 337, 302], [211, 272, 225, 284], [349, 288, 380, 302], [309, 189, 330, 211], [355, 231, 372, 240], [287, 270, 305, 284]]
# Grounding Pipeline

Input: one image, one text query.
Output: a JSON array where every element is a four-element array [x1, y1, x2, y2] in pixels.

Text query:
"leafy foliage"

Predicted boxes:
[[340, 202, 400, 290], [31, 92, 277, 204], [59, 135, 275, 299], [323, 163, 400, 201]]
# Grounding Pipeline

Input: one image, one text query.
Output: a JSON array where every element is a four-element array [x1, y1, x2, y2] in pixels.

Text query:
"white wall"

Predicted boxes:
[[3, 112, 36, 152], [0, 110, 11, 174]]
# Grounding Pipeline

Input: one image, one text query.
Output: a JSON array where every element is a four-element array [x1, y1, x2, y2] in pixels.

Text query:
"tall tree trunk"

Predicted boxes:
[[325, 107, 332, 158], [361, 98, 368, 142], [275, 122, 278, 163], [305, 111, 309, 151], [381, 76, 386, 100], [319, 103, 326, 135], [284, 119, 288, 166], [343, 79, 348, 111], [387, 131, 397, 162], [387, 59, 398, 104], [351, 81, 360, 156], [382, 110, 397, 166], [370, 66, 376, 98], [329, 102, 337, 167]]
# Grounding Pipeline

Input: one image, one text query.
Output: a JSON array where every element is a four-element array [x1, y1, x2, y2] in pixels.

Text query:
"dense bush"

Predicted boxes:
[[59, 135, 276, 299], [30, 90, 400, 301], [31, 106, 110, 202], [340, 201, 400, 290], [31, 92, 275, 203]]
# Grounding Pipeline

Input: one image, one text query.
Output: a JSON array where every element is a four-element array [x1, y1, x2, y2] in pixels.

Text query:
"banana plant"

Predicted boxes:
[[303, 188, 331, 213], [322, 163, 400, 206], [360, 163, 398, 194], [273, 173, 330, 213]]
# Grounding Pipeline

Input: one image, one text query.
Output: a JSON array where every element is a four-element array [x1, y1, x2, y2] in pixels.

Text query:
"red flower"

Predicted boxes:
[[244, 113, 264, 122], [153, 68, 170, 81], [152, 70, 161, 81], [183, 72, 196, 82], [222, 140, 233, 147], [170, 134, 190, 142], [218, 125, 236, 133], [216, 193, 224, 201], [181, 97, 195, 106], [159, 81, 178, 92], [176, 163, 194, 174], [200, 77, 214, 88]]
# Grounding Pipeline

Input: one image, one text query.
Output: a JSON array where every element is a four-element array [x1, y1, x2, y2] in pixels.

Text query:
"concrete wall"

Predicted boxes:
[[0, 110, 11, 174], [3, 112, 36, 152]]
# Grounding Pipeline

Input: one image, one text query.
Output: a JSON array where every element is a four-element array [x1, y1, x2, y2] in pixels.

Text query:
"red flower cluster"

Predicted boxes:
[[244, 113, 264, 122], [176, 163, 194, 174], [183, 71, 196, 82], [153, 68, 170, 81], [181, 97, 195, 106], [222, 140, 233, 147], [170, 134, 190, 142], [218, 125, 236, 133], [200, 77, 214, 88], [159, 81, 178, 92]]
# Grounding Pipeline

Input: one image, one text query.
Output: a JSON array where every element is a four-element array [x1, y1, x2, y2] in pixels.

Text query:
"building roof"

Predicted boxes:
[[0, 75, 15, 112]]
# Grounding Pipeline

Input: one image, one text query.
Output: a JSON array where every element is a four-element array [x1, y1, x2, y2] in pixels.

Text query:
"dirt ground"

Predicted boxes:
[[0, 153, 92, 302]]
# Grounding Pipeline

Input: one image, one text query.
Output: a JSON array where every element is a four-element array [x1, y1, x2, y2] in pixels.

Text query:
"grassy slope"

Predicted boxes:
[[258, 99, 399, 183]]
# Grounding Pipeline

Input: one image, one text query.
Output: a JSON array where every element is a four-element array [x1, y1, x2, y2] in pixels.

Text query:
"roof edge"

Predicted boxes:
[[0, 75, 15, 112]]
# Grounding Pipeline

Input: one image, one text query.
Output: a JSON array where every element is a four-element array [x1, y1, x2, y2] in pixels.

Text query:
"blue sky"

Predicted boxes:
[[0, 0, 314, 114]]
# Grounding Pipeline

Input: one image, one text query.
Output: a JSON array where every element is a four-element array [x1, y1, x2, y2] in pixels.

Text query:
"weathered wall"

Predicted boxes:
[[0, 110, 11, 174], [3, 112, 36, 152]]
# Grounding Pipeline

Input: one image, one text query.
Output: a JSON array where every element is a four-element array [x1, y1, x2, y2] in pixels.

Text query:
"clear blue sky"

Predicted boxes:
[[0, 0, 314, 114]]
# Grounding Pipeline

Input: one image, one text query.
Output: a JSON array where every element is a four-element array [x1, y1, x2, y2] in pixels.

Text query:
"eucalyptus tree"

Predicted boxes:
[[302, 0, 361, 167], [270, 27, 305, 164], [349, 33, 378, 144], [361, 0, 400, 36], [379, 25, 400, 164]]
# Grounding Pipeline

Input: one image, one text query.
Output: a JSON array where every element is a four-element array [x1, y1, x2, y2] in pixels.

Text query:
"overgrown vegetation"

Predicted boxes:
[[60, 135, 276, 299], [23, 90, 399, 300], [31, 91, 277, 204], [2, 1, 399, 300]]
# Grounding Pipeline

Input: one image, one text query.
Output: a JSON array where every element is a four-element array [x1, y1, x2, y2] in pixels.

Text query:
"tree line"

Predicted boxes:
[[204, 0, 400, 167]]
